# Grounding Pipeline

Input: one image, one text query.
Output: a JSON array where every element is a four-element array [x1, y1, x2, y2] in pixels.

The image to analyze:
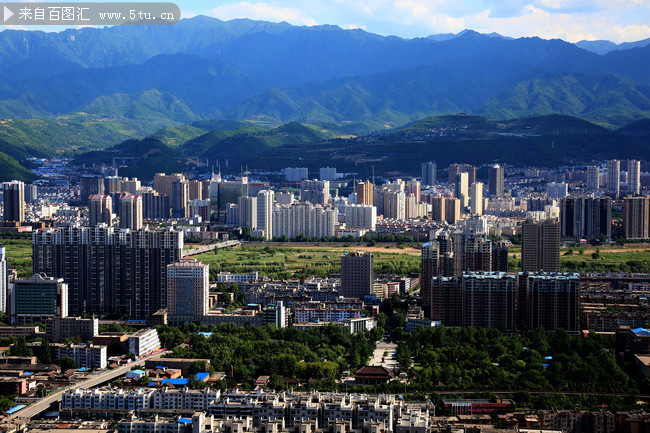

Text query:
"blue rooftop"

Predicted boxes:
[[155, 366, 167, 370], [197, 332, 213, 337], [195, 372, 210, 381], [162, 378, 189, 386], [544, 356, 553, 360], [23, 372, 34, 376], [178, 417, 192, 424], [6, 405, 26, 415], [542, 364, 549, 367], [130, 369, 146, 375], [632, 328, 650, 336], [78, 367, 87, 372]]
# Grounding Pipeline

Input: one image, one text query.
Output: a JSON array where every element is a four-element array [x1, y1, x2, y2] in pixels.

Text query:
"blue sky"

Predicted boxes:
[[3, 0, 650, 43], [178, 0, 650, 43]]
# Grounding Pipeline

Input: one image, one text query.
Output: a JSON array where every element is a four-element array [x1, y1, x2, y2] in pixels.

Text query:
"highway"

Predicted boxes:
[[7, 351, 165, 421]]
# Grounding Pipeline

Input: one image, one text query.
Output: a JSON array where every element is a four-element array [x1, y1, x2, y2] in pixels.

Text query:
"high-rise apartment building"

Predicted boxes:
[[141, 191, 171, 219], [344, 204, 377, 230], [406, 179, 421, 202], [80, 176, 104, 206], [341, 252, 373, 299], [488, 164, 504, 196], [284, 167, 309, 182], [455, 173, 469, 208], [420, 242, 440, 316], [587, 166, 600, 191], [521, 219, 560, 273], [382, 190, 406, 219], [319, 167, 337, 181], [9, 274, 68, 325], [623, 196, 650, 239], [238, 196, 258, 230], [546, 182, 568, 199], [431, 276, 462, 327], [447, 164, 476, 185], [462, 272, 517, 333], [0, 248, 6, 314], [356, 182, 374, 206], [89, 194, 113, 227], [216, 178, 248, 212], [24, 184, 37, 203], [431, 197, 460, 224], [470, 182, 483, 215], [153, 173, 185, 198], [525, 273, 580, 332], [453, 231, 492, 275], [2, 180, 25, 224], [606, 160, 620, 197], [256, 190, 275, 240], [492, 242, 509, 272], [188, 180, 203, 201], [171, 180, 189, 218], [167, 257, 209, 321], [119, 193, 143, 230], [32, 226, 183, 318], [560, 197, 611, 239], [272, 203, 337, 239], [121, 178, 141, 194], [421, 162, 437, 186], [300, 180, 330, 204], [628, 159, 641, 196], [189, 199, 210, 221], [104, 176, 123, 195]]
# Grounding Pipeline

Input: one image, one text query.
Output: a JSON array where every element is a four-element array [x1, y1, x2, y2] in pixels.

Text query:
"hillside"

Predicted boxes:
[[244, 114, 649, 176], [479, 74, 650, 128], [0, 152, 37, 182], [74, 122, 336, 180], [74, 114, 650, 180], [0, 17, 649, 132]]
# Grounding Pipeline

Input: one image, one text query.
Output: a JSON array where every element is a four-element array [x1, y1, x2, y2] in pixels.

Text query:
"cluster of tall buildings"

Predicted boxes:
[[431, 271, 580, 333], [32, 225, 183, 318], [421, 218, 570, 332]]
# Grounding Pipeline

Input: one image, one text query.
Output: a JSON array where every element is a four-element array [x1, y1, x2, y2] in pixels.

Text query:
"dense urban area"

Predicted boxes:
[[0, 6, 650, 433], [0, 154, 649, 433]]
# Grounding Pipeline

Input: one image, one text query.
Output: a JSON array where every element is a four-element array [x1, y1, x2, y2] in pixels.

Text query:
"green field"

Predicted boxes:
[[195, 244, 421, 280], [9, 237, 650, 280], [1, 238, 32, 277], [508, 246, 650, 273]]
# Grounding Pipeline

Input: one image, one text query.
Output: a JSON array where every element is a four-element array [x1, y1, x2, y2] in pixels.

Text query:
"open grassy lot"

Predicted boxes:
[[508, 245, 650, 273], [195, 243, 422, 280], [1, 238, 32, 277]]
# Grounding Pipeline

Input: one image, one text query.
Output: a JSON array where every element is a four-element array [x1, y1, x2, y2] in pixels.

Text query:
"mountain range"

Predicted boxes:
[[0, 17, 650, 180], [0, 17, 649, 130], [68, 114, 650, 182]]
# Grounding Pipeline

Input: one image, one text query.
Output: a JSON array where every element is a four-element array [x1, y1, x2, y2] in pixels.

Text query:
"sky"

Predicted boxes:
[[2, 0, 650, 43], [178, 0, 650, 43]]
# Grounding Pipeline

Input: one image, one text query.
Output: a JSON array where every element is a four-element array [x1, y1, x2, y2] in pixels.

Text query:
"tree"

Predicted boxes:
[[376, 313, 389, 330], [9, 337, 32, 356], [59, 356, 78, 370], [38, 339, 52, 364]]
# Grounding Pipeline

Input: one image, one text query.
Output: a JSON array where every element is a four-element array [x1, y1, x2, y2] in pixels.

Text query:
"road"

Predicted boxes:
[[183, 240, 241, 257], [7, 351, 165, 421], [369, 341, 399, 370]]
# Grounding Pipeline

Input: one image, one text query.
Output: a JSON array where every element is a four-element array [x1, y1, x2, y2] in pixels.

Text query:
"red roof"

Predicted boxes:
[[354, 365, 394, 379]]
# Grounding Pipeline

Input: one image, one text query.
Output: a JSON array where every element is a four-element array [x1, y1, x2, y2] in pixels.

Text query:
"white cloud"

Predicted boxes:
[[184, 0, 650, 43], [203, 2, 318, 26]]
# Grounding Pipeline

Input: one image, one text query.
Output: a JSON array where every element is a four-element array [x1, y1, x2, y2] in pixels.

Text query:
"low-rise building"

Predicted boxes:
[[46, 317, 98, 343], [128, 329, 160, 357], [52, 343, 107, 369]]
